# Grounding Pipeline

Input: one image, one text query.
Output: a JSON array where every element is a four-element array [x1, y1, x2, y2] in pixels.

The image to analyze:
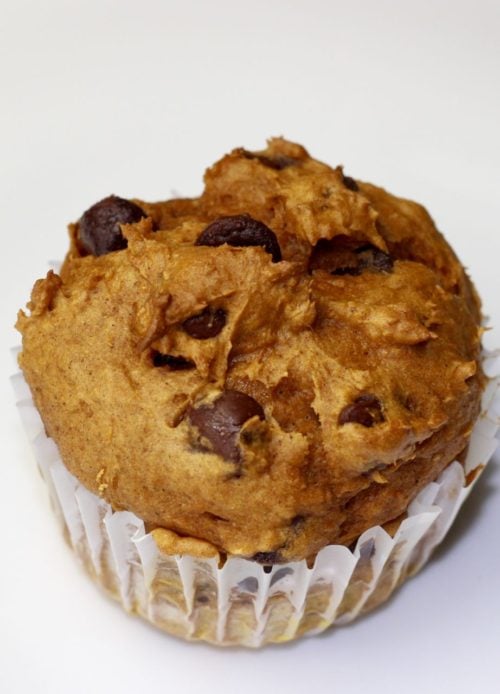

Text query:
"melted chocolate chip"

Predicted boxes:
[[152, 351, 195, 370], [342, 174, 359, 192], [78, 195, 147, 256], [339, 402, 375, 427], [182, 307, 226, 339], [356, 244, 394, 273], [242, 149, 298, 170], [188, 390, 265, 463], [196, 214, 282, 263], [338, 394, 384, 428], [251, 551, 283, 565]]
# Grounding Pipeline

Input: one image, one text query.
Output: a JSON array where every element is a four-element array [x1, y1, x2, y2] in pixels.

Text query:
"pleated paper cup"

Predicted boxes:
[[11, 349, 500, 647]]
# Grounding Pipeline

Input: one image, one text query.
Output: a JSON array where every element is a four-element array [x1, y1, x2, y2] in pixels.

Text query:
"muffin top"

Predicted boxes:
[[17, 138, 482, 563]]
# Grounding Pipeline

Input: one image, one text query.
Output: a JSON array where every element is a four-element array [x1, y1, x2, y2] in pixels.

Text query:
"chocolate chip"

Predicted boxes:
[[338, 394, 384, 428], [340, 403, 374, 427], [251, 551, 283, 565], [196, 214, 282, 263], [188, 390, 265, 463], [356, 244, 394, 273], [242, 149, 298, 170], [342, 174, 359, 192], [182, 307, 226, 339], [152, 351, 195, 370], [78, 195, 147, 256]]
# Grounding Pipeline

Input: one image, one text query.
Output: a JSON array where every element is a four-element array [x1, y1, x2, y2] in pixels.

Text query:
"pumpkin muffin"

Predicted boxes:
[[17, 138, 483, 567]]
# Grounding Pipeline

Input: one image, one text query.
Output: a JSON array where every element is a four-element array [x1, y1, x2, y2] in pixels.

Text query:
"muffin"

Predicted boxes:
[[15, 138, 499, 646]]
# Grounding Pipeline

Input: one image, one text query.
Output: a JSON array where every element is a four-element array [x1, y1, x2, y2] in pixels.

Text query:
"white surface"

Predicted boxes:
[[1, 1, 499, 692]]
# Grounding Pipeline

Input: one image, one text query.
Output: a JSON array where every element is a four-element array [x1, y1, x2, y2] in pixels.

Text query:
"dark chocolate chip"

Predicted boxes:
[[152, 351, 195, 370], [238, 577, 259, 593], [356, 244, 394, 273], [251, 551, 283, 565], [338, 394, 384, 428], [196, 214, 282, 263], [339, 403, 375, 427], [182, 307, 226, 339], [342, 174, 359, 192], [242, 149, 298, 170], [78, 195, 147, 256], [187, 390, 265, 463]]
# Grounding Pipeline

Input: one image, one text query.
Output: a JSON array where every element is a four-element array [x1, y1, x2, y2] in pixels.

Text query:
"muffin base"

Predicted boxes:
[[12, 351, 500, 647]]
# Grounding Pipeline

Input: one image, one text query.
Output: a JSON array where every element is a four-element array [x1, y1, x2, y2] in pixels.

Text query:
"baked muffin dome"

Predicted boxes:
[[17, 138, 482, 563]]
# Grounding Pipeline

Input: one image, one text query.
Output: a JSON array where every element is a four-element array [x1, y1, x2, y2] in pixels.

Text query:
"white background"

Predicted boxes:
[[1, 1, 499, 692]]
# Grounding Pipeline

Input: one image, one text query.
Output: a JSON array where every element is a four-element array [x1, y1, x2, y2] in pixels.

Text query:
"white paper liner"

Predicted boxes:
[[12, 352, 500, 647]]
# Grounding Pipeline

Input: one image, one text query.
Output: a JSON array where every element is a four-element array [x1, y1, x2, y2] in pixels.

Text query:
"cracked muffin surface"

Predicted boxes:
[[17, 138, 483, 562]]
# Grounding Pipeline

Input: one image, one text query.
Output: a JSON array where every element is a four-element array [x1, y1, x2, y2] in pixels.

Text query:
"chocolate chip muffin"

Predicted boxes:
[[17, 138, 483, 565]]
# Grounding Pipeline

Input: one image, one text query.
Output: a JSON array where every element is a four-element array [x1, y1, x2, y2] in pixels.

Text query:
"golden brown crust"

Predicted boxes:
[[17, 138, 482, 562]]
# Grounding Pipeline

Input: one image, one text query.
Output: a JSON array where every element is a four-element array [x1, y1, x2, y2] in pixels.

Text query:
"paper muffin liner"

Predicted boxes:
[[11, 349, 500, 647]]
